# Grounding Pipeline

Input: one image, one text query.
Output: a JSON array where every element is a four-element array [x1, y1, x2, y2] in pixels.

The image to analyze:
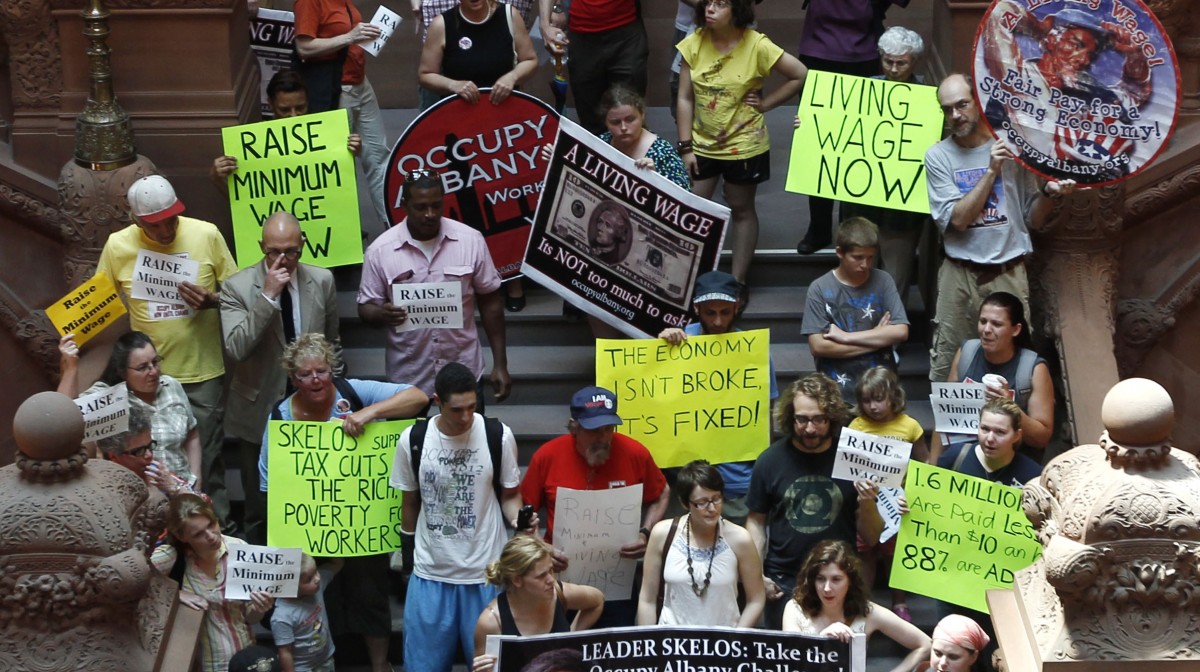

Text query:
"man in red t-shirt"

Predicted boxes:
[[521, 386, 669, 626], [537, 0, 648, 133]]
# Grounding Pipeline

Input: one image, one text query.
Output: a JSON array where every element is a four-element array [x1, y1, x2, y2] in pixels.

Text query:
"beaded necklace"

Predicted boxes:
[[684, 515, 720, 597]]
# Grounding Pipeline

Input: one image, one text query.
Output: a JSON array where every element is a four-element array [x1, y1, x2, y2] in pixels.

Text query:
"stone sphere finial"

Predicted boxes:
[[1101, 378, 1174, 445], [14, 392, 85, 460]]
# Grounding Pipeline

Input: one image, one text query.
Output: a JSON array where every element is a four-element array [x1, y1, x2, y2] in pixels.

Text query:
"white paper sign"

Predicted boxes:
[[363, 6, 403, 57], [553, 484, 642, 600], [930, 382, 987, 434], [831, 427, 912, 489], [224, 545, 303, 600], [391, 281, 464, 332], [131, 249, 200, 305], [876, 486, 904, 544], [74, 384, 130, 442]]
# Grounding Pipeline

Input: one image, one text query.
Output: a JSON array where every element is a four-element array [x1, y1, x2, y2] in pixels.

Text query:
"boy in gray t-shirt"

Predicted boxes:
[[801, 217, 909, 404], [271, 556, 342, 672]]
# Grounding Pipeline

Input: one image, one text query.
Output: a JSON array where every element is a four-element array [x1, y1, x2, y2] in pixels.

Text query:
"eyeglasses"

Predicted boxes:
[[265, 247, 303, 260], [295, 368, 332, 382], [122, 440, 156, 458], [793, 414, 830, 427], [128, 356, 163, 374], [689, 496, 723, 510]]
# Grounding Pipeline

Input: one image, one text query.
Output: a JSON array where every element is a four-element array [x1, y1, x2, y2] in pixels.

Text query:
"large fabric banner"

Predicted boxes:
[[248, 9, 295, 119], [490, 627, 864, 672], [595, 331, 771, 468], [786, 71, 941, 213], [524, 117, 730, 337], [223, 109, 362, 269], [385, 90, 559, 279], [266, 419, 412, 557], [889, 462, 1041, 613], [974, 0, 1179, 185]]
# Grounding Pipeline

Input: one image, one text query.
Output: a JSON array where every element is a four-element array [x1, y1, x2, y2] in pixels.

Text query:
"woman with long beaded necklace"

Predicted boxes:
[[636, 460, 765, 626]]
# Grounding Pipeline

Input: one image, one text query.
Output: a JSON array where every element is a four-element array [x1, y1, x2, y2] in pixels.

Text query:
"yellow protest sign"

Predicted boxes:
[[786, 71, 941, 214], [45, 273, 126, 347], [889, 462, 1042, 613], [222, 109, 363, 269], [266, 419, 412, 557], [595, 330, 770, 468]]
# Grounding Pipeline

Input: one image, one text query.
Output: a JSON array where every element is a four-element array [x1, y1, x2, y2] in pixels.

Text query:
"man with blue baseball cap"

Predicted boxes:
[[521, 385, 670, 627]]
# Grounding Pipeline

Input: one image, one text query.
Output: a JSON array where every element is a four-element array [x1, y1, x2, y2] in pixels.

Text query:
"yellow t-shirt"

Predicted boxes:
[[848, 413, 924, 445], [678, 29, 783, 160], [96, 217, 235, 383]]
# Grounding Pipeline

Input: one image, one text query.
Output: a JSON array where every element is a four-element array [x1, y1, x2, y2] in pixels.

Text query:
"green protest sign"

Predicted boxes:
[[266, 419, 412, 557], [222, 109, 363, 269], [786, 71, 941, 214], [889, 462, 1042, 613]]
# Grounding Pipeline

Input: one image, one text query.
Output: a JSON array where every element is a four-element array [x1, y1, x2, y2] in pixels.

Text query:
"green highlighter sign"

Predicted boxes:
[[889, 462, 1042, 613]]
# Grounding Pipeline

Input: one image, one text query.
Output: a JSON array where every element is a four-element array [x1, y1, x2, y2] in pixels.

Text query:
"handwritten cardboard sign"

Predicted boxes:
[[930, 382, 988, 434], [267, 419, 412, 557], [787, 71, 941, 213], [595, 332, 770, 468], [553, 484, 642, 600], [391, 281, 464, 332], [45, 273, 126, 347], [831, 427, 912, 489], [73, 384, 130, 443], [224, 544, 303, 599], [889, 462, 1041, 612], [223, 109, 362, 269]]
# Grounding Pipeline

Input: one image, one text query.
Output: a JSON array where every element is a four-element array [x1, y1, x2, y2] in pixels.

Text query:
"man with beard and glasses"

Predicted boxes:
[[746, 373, 884, 629], [924, 73, 1074, 383], [520, 386, 670, 627]]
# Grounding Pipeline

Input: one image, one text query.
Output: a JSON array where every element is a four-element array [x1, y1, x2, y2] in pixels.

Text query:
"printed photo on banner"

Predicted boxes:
[[45, 272, 126, 348], [889, 462, 1041, 613], [553, 485, 642, 600], [385, 90, 559, 280], [930, 382, 987, 434], [266, 419, 412, 557], [390, 281, 464, 332], [974, 0, 1180, 185], [524, 117, 730, 337], [595, 331, 770, 468], [73, 384, 129, 443], [831, 427, 912, 489], [488, 625, 863, 672], [222, 109, 362, 269], [249, 8, 295, 119], [786, 71, 942, 214], [130, 249, 199, 306], [224, 545, 303, 599], [362, 6, 402, 57]]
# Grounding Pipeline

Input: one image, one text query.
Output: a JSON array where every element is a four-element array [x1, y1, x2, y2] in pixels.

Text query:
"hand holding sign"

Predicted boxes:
[[362, 7, 402, 57], [178, 281, 218, 310]]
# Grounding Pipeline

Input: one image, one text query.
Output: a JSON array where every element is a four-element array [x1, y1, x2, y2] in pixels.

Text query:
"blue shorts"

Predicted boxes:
[[403, 575, 500, 672]]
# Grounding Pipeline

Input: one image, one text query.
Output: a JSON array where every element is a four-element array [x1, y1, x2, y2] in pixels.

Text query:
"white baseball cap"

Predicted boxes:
[[127, 175, 185, 223]]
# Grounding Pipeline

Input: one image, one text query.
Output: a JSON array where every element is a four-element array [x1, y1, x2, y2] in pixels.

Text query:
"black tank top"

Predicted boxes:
[[441, 4, 514, 88], [496, 586, 571, 636]]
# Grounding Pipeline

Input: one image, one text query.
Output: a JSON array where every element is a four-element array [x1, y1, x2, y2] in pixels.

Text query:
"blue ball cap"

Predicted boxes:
[[570, 386, 623, 430]]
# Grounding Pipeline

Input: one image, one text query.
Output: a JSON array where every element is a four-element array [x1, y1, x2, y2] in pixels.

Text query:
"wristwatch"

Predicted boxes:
[[638, 527, 651, 539]]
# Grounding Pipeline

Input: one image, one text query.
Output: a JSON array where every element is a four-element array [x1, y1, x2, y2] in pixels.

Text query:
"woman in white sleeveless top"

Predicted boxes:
[[636, 460, 765, 627]]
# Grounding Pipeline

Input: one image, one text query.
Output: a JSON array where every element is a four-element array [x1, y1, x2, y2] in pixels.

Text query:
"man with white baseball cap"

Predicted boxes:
[[96, 174, 238, 530]]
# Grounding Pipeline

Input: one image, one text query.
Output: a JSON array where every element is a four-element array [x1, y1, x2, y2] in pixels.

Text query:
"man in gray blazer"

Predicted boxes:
[[220, 211, 339, 543]]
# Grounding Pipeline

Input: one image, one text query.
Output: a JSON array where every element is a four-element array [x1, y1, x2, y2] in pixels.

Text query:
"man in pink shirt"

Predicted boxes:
[[357, 170, 511, 404]]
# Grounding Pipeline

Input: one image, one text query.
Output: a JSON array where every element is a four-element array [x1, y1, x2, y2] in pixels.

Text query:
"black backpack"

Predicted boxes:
[[408, 416, 506, 502]]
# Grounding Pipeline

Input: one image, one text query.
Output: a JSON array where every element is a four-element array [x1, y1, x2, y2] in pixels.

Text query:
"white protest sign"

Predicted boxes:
[[930, 382, 987, 434], [391, 281, 464, 332], [363, 6, 402, 57], [831, 427, 912, 490], [876, 486, 904, 544], [74, 385, 130, 442], [553, 484, 642, 600], [130, 249, 199, 305], [224, 544, 303, 600]]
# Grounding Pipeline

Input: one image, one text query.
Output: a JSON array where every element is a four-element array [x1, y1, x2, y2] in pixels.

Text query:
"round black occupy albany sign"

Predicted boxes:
[[384, 90, 560, 279], [973, 0, 1179, 186]]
